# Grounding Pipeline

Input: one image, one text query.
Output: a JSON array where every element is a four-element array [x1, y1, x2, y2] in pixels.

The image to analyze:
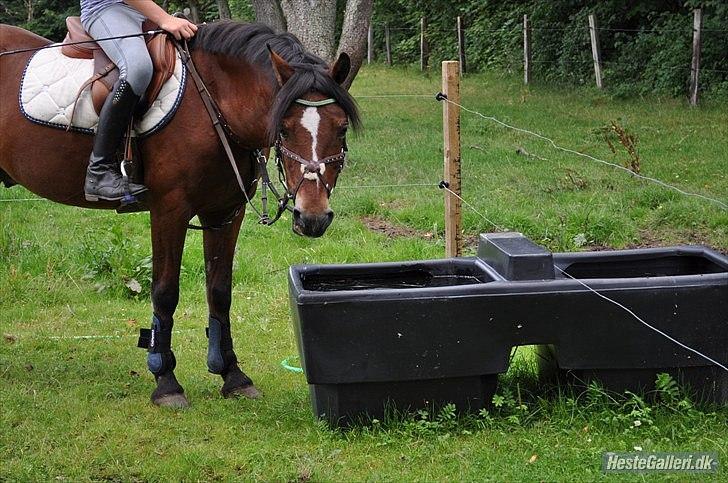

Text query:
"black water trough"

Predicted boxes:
[[288, 233, 728, 426]]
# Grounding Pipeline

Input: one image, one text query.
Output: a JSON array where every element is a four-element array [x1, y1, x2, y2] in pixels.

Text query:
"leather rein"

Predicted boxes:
[[175, 41, 347, 230]]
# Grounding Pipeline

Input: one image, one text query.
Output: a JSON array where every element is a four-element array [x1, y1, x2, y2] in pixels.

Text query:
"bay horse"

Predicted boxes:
[[0, 21, 360, 407]]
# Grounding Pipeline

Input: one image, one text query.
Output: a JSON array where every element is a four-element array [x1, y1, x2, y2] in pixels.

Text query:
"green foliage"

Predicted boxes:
[[372, 0, 728, 98], [79, 223, 155, 298], [229, 0, 254, 21], [0, 0, 79, 41], [164, 0, 252, 22], [0, 0, 247, 40], [364, 359, 719, 446], [2, 1, 726, 98]]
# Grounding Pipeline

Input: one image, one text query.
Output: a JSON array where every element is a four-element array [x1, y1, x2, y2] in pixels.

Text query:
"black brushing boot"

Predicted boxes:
[[84, 79, 148, 202]]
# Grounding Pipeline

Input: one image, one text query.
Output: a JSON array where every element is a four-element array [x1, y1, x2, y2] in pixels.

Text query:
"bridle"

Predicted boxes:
[[257, 110, 348, 225], [176, 41, 348, 229]]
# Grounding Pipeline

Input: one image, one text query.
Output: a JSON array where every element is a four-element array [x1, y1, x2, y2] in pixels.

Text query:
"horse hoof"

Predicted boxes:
[[222, 383, 263, 400], [152, 393, 190, 408]]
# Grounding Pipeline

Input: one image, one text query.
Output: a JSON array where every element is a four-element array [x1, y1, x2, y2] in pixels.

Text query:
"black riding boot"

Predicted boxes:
[[84, 79, 147, 202]]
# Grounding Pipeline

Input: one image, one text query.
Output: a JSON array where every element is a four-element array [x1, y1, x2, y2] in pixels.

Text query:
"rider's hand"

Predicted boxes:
[[159, 16, 198, 40]]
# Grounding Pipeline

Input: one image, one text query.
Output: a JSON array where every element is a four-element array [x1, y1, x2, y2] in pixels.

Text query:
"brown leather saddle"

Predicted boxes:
[[61, 16, 177, 115]]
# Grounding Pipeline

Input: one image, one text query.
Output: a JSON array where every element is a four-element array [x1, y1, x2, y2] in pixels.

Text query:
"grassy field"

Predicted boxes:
[[1, 65, 727, 481]]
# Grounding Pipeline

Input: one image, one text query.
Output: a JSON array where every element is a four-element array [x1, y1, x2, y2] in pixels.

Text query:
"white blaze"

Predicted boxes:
[[300, 106, 323, 181]]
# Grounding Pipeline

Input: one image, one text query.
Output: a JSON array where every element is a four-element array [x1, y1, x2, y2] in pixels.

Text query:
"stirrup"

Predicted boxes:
[[119, 159, 140, 206], [119, 120, 142, 207]]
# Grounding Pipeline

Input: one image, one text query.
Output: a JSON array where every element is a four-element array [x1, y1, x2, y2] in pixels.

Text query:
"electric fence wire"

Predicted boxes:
[[2, 94, 726, 374], [14, 328, 196, 341], [440, 97, 728, 211], [3, 94, 727, 210], [439, 184, 728, 374], [354, 94, 433, 98], [11, 176, 727, 374], [370, 22, 728, 34], [338, 183, 438, 190]]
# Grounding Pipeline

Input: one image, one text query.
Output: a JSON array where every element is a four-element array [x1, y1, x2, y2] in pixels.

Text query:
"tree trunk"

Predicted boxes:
[[186, 1, 200, 24], [216, 0, 231, 19], [251, 0, 286, 32], [24, 0, 34, 22], [255, 0, 372, 87], [337, 0, 373, 89], [279, 0, 336, 61]]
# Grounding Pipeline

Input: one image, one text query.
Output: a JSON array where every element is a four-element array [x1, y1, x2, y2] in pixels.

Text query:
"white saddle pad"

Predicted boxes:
[[19, 46, 186, 137]]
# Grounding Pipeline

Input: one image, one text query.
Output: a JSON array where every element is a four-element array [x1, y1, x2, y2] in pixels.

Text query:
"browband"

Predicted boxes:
[[294, 98, 337, 107]]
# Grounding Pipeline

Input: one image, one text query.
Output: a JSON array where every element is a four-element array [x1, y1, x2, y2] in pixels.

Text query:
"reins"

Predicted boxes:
[[174, 40, 347, 230], [0, 29, 165, 58]]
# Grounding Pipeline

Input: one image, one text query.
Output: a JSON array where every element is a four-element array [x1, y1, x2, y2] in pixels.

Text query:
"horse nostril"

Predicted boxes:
[[293, 208, 302, 222], [326, 210, 334, 223]]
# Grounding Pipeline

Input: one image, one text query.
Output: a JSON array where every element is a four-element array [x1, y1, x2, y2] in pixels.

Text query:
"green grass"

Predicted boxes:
[[1, 65, 727, 481]]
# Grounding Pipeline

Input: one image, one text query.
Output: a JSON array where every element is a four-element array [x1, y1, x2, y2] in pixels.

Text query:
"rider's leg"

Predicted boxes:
[[82, 4, 153, 202]]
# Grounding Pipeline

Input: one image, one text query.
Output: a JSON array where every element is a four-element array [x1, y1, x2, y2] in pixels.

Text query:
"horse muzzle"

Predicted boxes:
[[292, 208, 334, 238]]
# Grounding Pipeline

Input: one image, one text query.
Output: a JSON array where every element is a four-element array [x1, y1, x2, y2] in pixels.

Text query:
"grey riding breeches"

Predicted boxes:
[[82, 3, 153, 97]]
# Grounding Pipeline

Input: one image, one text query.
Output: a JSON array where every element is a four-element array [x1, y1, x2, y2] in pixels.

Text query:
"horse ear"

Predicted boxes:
[[330, 52, 351, 86], [267, 44, 294, 87]]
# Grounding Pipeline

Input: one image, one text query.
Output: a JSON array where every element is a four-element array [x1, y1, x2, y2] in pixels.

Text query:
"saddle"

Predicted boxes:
[[61, 17, 177, 115]]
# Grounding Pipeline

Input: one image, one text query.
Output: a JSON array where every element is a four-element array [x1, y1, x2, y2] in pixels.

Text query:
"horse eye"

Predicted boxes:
[[338, 126, 348, 138], [280, 128, 289, 139]]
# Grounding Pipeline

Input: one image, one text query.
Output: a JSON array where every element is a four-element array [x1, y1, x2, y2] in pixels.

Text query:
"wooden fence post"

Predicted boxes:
[[367, 23, 374, 64], [690, 8, 702, 106], [588, 14, 603, 89], [523, 14, 531, 85], [420, 17, 429, 71], [442, 61, 462, 258], [385, 23, 392, 66], [457, 16, 466, 75]]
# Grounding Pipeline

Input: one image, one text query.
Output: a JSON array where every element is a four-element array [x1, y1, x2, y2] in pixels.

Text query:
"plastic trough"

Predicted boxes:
[[288, 233, 728, 426]]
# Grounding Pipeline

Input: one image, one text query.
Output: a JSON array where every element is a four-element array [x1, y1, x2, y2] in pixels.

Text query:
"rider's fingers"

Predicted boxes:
[[184, 24, 197, 39]]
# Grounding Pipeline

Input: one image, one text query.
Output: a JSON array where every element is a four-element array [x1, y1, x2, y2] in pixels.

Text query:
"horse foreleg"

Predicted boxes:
[[201, 207, 262, 399], [144, 201, 190, 408]]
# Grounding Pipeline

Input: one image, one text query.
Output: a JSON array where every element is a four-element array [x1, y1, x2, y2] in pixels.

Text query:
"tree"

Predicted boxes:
[[250, 0, 286, 32], [216, 0, 231, 19], [167, 0, 220, 22], [253, 0, 373, 88], [335, 0, 373, 88], [0, 0, 79, 40], [279, 0, 336, 61]]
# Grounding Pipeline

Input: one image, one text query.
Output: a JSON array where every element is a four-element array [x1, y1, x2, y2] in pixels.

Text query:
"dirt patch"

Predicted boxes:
[[361, 221, 726, 256], [361, 216, 485, 253], [630, 229, 722, 252], [580, 243, 613, 252], [377, 199, 409, 211], [361, 216, 434, 240], [586, 230, 725, 255], [462, 233, 481, 250]]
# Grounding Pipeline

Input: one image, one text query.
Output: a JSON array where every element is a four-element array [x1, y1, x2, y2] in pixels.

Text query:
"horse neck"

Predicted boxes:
[[192, 50, 276, 148]]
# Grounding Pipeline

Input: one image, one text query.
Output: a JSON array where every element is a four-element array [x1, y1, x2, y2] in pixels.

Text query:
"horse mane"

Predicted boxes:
[[189, 21, 361, 143]]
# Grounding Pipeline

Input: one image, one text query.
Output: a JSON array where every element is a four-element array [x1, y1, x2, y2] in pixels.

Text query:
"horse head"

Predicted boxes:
[[268, 48, 360, 238]]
